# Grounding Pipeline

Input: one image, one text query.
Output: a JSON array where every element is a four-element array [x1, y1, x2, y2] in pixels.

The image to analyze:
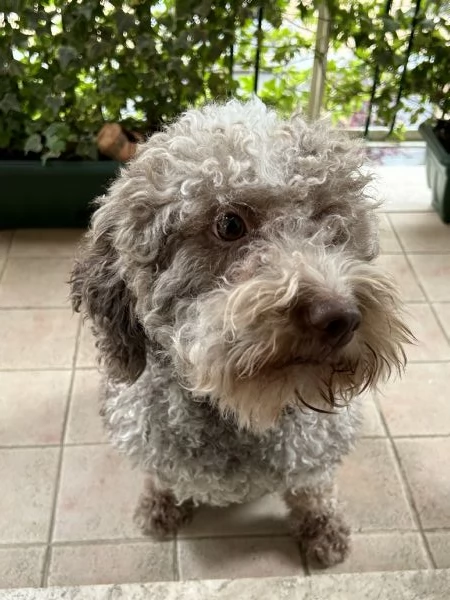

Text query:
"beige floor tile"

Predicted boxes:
[[433, 302, 450, 339], [66, 370, 107, 444], [0, 256, 5, 278], [375, 166, 431, 213], [0, 309, 79, 369], [409, 254, 450, 301], [390, 213, 450, 253], [337, 439, 414, 531], [404, 303, 450, 361], [178, 537, 303, 580], [0, 546, 46, 589], [378, 363, 450, 436], [0, 258, 72, 308], [54, 445, 143, 541], [48, 541, 174, 586], [378, 214, 402, 253], [180, 494, 289, 538], [0, 371, 71, 445], [358, 396, 385, 437], [311, 532, 429, 574], [0, 447, 59, 543], [10, 229, 83, 258], [426, 532, 450, 568], [396, 438, 450, 529], [376, 255, 424, 302], [77, 324, 97, 368]]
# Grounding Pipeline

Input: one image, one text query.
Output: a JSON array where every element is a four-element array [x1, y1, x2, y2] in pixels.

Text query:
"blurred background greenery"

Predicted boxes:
[[1, 0, 448, 161]]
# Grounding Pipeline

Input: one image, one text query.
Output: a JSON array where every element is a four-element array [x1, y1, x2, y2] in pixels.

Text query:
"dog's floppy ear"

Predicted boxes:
[[70, 226, 146, 383]]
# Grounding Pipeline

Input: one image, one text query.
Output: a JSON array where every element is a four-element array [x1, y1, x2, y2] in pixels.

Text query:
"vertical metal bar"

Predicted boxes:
[[308, 2, 331, 121], [364, 0, 393, 137], [387, 0, 422, 136], [229, 42, 234, 79], [253, 4, 264, 95]]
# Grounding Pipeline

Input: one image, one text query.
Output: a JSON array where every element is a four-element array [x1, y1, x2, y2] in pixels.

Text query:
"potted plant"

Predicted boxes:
[[1, 0, 264, 228], [420, 119, 450, 223]]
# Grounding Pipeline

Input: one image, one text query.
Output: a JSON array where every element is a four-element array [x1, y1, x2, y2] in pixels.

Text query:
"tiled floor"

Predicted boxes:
[[1, 196, 450, 589]]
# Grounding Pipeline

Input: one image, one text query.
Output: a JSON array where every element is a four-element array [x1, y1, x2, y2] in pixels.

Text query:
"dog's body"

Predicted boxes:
[[102, 365, 360, 507], [72, 99, 411, 567]]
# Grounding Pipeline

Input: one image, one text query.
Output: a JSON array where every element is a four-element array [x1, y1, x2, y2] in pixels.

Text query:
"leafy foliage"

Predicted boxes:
[[324, 0, 450, 128], [0, 0, 448, 160], [0, 0, 283, 160], [236, 0, 449, 133]]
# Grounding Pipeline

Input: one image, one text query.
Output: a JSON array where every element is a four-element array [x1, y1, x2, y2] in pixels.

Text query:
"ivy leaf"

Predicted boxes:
[[45, 136, 66, 157], [45, 95, 65, 117], [382, 16, 399, 32], [0, 93, 21, 114], [24, 133, 43, 154], [115, 10, 135, 35], [44, 122, 70, 140], [7, 60, 23, 77], [57, 46, 78, 69], [76, 4, 94, 20], [75, 138, 98, 160]]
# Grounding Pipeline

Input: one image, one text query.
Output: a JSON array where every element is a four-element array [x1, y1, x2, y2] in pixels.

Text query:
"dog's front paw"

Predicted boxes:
[[292, 512, 351, 568], [134, 489, 194, 538]]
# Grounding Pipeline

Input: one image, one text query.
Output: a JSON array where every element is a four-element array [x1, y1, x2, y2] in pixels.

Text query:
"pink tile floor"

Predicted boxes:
[[1, 207, 450, 588]]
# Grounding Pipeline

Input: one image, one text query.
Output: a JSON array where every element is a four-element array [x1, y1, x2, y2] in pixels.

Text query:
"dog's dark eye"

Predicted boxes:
[[214, 213, 247, 241]]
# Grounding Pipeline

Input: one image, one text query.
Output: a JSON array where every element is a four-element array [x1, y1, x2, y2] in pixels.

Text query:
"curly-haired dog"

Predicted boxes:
[[71, 99, 412, 567]]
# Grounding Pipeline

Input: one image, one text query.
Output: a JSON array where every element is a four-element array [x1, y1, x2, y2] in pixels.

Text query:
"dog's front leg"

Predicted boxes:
[[284, 481, 350, 568], [134, 476, 194, 538]]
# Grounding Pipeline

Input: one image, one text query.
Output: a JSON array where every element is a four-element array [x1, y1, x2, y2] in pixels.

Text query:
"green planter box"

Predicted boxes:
[[419, 123, 450, 224], [0, 160, 120, 228]]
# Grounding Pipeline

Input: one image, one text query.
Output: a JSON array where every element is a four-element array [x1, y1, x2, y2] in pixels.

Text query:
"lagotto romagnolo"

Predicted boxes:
[[71, 99, 413, 567]]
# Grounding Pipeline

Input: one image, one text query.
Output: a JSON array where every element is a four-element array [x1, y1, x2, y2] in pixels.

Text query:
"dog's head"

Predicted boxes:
[[71, 99, 412, 430]]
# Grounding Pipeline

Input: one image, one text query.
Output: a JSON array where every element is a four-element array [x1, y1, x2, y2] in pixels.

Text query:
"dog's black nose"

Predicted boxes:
[[309, 300, 361, 347]]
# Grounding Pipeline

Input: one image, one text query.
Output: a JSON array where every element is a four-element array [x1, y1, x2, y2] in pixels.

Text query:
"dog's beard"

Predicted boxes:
[[170, 250, 413, 432]]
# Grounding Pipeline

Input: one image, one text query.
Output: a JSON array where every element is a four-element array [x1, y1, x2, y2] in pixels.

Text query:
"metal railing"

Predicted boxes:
[[234, 0, 442, 141]]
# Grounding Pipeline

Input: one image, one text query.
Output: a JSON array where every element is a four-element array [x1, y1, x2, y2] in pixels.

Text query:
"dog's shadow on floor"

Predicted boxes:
[[178, 500, 304, 576], [179, 494, 290, 538]]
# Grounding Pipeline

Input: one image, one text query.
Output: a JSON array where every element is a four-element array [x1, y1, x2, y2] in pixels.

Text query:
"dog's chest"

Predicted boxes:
[[102, 367, 361, 506]]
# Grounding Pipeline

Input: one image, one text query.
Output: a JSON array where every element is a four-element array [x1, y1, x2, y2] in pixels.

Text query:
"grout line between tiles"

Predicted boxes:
[[42, 546, 53, 587], [0, 442, 109, 450], [0, 306, 72, 311], [9, 434, 447, 448], [0, 366, 92, 373], [374, 394, 437, 569], [387, 214, 450, 346], [1, 359, 449, 374], [1, 528, 440, 552], [389, 434, 450, 439], [0, 542, 48, 550], [174, 536, 180, 581], [0, 231, 14, 285], [40, 315, 83, 587], [300, 549, 310, 577], [48, 534, 293, 547], [7, 255, 78, 259], [408, 359, 450, 364], [385, 250, 450, 255], [404, 259, 450, 345]]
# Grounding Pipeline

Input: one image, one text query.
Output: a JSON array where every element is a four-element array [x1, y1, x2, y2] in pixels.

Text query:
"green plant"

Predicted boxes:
[[1, 0, 448, 161], [324, 0, 450, 129], [0, 0, 288, 161], [235, 0, 449, 133]]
